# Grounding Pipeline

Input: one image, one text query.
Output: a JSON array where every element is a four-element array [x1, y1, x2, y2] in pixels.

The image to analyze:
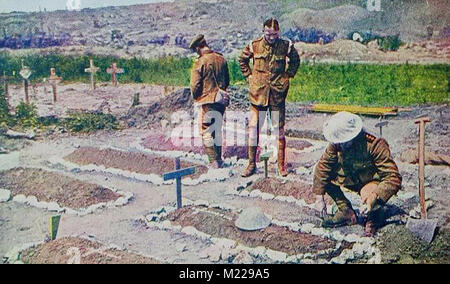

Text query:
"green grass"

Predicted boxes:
[[289, 63, 449, 106], [1, 52, 448, 106]]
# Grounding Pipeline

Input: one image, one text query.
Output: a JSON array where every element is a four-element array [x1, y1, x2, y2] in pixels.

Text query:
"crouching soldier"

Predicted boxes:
[[313, 112, 402, 236], [189, 34, 230, 168]]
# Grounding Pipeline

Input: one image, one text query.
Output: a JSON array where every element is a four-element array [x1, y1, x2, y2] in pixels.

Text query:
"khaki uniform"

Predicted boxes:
[[190, 50, 230, 163], [239, 37, 300, 106], [190, 50, 230, 105], [313, 132, 402, 203], [239, 37, 300, 175]]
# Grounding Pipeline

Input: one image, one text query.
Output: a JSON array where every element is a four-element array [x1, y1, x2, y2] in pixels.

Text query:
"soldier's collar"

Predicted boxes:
[[199, 49, 214, 57]]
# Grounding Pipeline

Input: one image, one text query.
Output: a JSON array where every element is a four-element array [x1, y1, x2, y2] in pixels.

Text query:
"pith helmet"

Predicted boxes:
[[235, 207, 271, 231], [323, 111, 363, 144], [189, 34, 206, 50]]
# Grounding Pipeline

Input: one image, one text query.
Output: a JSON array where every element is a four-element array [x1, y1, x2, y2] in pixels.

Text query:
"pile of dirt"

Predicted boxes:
[[250, 178, 331, 205], [378, 225, 450, 264], [0, 168, 121, 209], [164, 206, 342, 256], [20, 237, 161, 264], [122, 88, 193, 128], [64, 147, 208, 179]]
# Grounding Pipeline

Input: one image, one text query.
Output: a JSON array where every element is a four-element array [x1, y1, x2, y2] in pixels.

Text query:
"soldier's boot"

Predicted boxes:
[[214, 145, 223, 169], [242, 146, 257, 177], [205, 147, 220, 169], [322, 185, 357, 228], [364, 206, 386, 237], [277, 139, 288, 177]]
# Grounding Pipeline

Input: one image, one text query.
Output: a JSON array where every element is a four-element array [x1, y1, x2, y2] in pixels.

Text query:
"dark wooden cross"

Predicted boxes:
[[85, 59, 100, 90], [260, 151, 273, 178], [106, 63, 124, 87], [48, 68, 62, 103], [1, 71, 10, 107], [375, 120, 389, 137], [19, 60, 32, 104], [162, 158, 196, 209]]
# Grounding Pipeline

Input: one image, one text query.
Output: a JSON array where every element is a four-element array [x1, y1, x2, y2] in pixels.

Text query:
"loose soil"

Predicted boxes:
[[378, 225, 450, 264], [163, 206, 345, 256], [250, 178, 332, 205], [20, 237, 161, 264], [0, 168, 121, 209], [64, 147, 208, 179]]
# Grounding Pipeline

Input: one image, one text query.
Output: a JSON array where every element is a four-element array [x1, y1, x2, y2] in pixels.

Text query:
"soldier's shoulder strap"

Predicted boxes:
[[365, 131, 377, 143]]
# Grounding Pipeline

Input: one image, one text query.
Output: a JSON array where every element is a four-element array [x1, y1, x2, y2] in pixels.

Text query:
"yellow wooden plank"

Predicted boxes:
[[312, 104, 398, 116]]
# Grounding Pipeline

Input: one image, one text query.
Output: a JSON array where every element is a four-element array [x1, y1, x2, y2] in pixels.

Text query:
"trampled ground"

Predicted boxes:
[[1, 82, 449, 264]]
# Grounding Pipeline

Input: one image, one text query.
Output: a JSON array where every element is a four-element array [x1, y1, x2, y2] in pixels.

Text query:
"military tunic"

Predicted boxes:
[[313, 132, 402, 203], [238, 37, 300, 106], [190, 50, 230, 105]]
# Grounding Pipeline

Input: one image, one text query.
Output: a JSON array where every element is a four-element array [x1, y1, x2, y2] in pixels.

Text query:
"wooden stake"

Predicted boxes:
[[414, 116, 431, 219]]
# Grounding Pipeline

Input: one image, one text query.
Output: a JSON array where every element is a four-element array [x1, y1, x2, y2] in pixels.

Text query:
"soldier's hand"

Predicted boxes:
[[247, 74, 252, 82], [361, 191, 378, 213]]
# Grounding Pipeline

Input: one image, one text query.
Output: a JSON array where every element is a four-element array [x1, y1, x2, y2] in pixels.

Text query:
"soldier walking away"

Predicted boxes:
[[239, 18, 300, 177], [313, 112, 402, 236], [189, 35, 230, 169]]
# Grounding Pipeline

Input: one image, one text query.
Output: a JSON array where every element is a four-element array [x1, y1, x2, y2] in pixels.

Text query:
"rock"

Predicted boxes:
[[201, 245, 222, 262], [344, 234, 360, 243], [146, 214, 158, 222], [12, 194, 27, 203], [0, 188, 11, 202], [260, 193, 274, 200], [409, 209, 421, 219], [235, 207, 271, 231], [4, 130, 35, 140], [330, 255, 346, 264], [47, 202, 63, 212], [114, 197, 127, 206], [300, 223, 315, 234], [266, 249, 287, 263], [25, 196, 38, 207], [233, 250, 253, 264], [249, 189, 262, 198]]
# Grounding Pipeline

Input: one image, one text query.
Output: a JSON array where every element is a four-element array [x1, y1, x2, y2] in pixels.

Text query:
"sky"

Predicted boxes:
[[0, 0, 173, 13]]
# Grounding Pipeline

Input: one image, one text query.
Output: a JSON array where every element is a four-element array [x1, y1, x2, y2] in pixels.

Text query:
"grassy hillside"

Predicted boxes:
[[0, 52, 448, 106]]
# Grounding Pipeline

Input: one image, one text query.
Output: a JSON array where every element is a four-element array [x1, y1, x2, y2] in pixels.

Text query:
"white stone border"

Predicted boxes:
[[3, 235, 165, 264], [1, 185, 133, 216], [138, 201, 381, 264], [224, 178, 335, 214], [48, 147, 235, 186]]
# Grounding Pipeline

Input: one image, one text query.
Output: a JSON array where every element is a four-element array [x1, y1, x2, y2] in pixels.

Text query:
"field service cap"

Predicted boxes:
[[189, 34, 206, 50], [323, 111, 363, 144]]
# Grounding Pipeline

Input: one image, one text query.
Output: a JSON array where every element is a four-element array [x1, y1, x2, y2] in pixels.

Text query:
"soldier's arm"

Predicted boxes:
[[238, 43, 253, 78], [190, 60, 204, 100], [313, 144, 338, 195], [370, 138, 402, 203], [286, 41, 300, 78], [224, 60, 230, 89]]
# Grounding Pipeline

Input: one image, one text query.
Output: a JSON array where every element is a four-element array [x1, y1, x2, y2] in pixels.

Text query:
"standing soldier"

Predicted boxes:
[[314, 112, 402, 236], [189, 35, 230, 168], [239, 18, 300, 177]]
